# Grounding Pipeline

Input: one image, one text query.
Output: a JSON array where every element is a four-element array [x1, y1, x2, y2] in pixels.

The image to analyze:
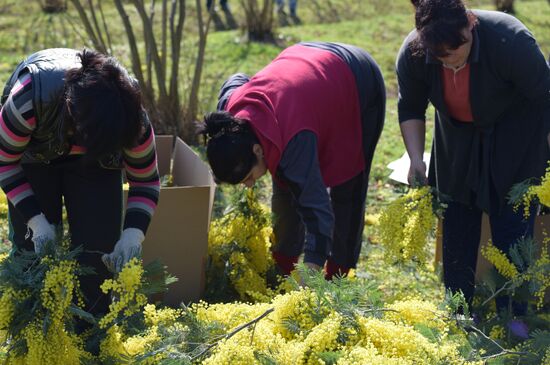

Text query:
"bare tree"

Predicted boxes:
[[240, 0, 275, 42], [71, 0, 211, 143], [495, 0, 514, 13]]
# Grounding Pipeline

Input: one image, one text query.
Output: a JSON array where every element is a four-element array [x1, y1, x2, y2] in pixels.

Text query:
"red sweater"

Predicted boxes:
[[226, 44, 364, 187]]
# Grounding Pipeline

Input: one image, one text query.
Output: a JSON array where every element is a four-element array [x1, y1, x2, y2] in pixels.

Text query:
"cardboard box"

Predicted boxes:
[[126, 135, 215, 306]]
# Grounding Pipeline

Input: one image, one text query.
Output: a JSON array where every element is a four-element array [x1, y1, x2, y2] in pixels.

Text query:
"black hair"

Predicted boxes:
[[410, 0, 475, 57], [63, 49, 142, 160], [197, 111, 259, 184]]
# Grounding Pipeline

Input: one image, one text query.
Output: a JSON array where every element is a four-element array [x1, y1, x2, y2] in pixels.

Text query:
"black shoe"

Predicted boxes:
[[290, 13, 301, 25], [222, 7, 238, 29], [211, 11, 226, 31], [278, 10, 289, 27]]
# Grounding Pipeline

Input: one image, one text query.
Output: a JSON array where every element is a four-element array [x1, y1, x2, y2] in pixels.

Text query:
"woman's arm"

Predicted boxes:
[[400, 118, 428, 186], [277, 131, 334, 269], [0, 72, 42, 222], [122, 114, 161, 235]]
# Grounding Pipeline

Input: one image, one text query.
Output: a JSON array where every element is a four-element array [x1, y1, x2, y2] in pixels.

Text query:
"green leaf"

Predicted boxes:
[[316, 351, 342, 364], [69, 304, 97, 324], [530, 330, 550, 354], [414, 323, 439, 343], [254, 351, 278, 365], [507, 178, 538, 206]]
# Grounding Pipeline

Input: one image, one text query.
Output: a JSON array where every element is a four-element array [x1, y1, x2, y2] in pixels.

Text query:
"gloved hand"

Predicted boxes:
[[27, 213, 56, 254], [102, 228, 144, 272]]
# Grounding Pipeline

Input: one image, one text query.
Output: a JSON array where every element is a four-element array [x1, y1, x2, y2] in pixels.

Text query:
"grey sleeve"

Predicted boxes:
[[217, 73, 250, 111], [277, 131, 334, 267]]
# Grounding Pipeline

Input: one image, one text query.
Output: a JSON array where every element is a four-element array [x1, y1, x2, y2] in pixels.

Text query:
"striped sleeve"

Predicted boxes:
[[0, 72, 42, 222], [122, 116, 160, 234]]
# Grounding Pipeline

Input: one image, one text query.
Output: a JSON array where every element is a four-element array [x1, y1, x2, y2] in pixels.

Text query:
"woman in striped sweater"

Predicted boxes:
[[0, 49, 160, 315]]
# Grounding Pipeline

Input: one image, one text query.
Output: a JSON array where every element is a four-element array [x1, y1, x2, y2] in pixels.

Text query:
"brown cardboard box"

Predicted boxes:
[[126, 135, 215, 306], [435, 214, 550, 281]]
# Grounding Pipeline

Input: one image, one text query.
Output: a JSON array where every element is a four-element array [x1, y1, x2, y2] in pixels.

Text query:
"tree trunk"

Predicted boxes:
[[41, 0, 68, 13], [181, 0, 209, 145], [241, 0, 275, 43], [495, 0, 514, 13]]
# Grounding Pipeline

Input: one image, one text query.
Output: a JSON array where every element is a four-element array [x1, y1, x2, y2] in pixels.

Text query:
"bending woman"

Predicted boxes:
[[0, 48, 160, 315], [200, 42, 385, 279]]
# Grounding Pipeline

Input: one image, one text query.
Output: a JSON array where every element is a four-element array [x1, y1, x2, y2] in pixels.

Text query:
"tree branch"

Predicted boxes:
[[191, 308, 275, 361], [146, 0, 156, 92], [467, 325, 530, 360], [86, 0, 107, 52], [69, 0, 105, 53], [481, 279, 516, 307], [169, 0, 185, 99], [161, 0, 168, 74], [113, 0, 147, 95], [97, 0, 113, 54], [181, 0, 209, 141], [132, 0, 168, 100]]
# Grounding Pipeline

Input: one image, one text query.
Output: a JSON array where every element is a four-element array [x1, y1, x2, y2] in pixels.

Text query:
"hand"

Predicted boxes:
[[27, 214, 56, 254], [408, 158, 427, 187], [102, 228, 144, 272]]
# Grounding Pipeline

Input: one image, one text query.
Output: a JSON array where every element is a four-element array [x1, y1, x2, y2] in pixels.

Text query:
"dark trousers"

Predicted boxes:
[[442, 201, 536, 308], [272, 170, 369, 268], [8, 156, 123, 316], [206, 0, 227, 10], [272, 49, 385, 269]]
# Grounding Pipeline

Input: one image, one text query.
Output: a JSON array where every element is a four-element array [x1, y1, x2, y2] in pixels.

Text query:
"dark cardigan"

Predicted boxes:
[[396, 9, 550, 213]]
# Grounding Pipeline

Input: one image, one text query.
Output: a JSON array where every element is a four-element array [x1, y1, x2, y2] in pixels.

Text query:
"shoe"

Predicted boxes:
[[290, 13, 301, 25], [278, 9, 289, 27]]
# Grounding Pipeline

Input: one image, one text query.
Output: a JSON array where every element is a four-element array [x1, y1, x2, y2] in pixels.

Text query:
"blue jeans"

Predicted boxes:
[[206, 0, 228, 10], [442, 200, 536, 309], [276, 0, 297, 14]]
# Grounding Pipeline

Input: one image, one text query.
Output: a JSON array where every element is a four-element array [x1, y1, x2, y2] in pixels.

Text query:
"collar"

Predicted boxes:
[[425, 24, 480, 65]]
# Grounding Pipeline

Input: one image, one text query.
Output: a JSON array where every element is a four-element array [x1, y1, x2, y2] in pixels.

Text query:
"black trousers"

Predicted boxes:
[[272, 46, 385, 269], [8, 156, 123, 316], [442, 200, 536, 309]]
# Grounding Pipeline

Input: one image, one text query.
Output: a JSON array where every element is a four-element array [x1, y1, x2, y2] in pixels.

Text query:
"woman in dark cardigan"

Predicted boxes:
[[396, 0, 550, 311]]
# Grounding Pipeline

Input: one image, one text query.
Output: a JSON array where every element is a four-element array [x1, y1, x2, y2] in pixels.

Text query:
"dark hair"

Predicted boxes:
[[410, 0, 475, 57], [63, 49, 142, 160], [197, 111, 259, 184]]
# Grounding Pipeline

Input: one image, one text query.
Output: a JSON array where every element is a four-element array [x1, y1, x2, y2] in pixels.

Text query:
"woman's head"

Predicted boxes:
[[199, 111, 266, 186], [63, 49, 142, 159], [410, 0, 476, 66]]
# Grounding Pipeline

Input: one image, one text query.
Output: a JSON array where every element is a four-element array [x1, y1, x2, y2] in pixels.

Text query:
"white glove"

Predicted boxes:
[[27, 213, 56, 254], [102, 228, 144, 272]]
